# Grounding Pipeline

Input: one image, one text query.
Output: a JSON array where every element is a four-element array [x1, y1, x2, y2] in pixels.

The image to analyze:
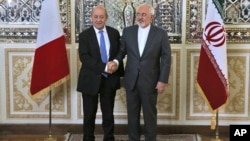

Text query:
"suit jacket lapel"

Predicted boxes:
[[106, 28, 114, 59], [90, 27, 101, 55], [133, 26, 140, 58]]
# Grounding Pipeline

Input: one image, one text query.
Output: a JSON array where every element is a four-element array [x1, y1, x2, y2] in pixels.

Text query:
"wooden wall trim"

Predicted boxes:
[[0, 124, 229, 136]]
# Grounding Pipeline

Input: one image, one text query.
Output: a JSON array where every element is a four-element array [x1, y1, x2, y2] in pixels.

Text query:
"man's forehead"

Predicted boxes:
[[137, 6, 149, 12], [92, 7, 106, 15]]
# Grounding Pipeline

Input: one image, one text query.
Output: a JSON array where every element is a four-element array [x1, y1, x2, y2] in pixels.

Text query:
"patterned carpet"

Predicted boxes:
[[65, 133, 201, 141]]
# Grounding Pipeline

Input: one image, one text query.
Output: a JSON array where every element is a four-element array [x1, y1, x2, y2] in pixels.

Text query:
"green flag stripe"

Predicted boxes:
[[213, 0, 224, 18]]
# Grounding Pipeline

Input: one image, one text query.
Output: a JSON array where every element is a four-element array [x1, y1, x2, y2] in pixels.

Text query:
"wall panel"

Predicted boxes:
[[187, 49, 250, 121]]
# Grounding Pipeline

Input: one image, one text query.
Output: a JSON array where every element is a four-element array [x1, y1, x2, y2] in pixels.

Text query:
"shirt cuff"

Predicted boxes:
[[113, 59, 119, 66]]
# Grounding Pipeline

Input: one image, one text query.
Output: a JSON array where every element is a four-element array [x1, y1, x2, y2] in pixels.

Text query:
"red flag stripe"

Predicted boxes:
[[197, 42, 228, 109], [30, 36, 69, 95]]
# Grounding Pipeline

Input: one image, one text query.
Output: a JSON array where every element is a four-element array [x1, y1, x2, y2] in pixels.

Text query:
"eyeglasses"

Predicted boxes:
[[136, 13, 147, 17]]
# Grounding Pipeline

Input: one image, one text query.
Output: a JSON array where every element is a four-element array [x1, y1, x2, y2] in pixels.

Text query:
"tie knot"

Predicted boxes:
[[99, 30, 104, 33]]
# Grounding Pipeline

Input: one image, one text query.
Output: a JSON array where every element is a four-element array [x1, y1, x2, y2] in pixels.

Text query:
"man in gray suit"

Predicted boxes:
[[108, 3, 171, 141]]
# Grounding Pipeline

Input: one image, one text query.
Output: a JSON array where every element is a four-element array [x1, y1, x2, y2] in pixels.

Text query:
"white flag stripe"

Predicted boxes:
[[36, 0, 64, 48], [204, 0, 228, 80]]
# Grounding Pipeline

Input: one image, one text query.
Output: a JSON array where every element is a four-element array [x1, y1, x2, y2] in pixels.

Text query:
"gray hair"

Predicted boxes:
[[136, 3, 155, 16]]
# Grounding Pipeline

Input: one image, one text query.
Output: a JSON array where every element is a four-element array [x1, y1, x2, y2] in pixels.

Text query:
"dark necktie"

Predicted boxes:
[[99, 30, 108, 77]]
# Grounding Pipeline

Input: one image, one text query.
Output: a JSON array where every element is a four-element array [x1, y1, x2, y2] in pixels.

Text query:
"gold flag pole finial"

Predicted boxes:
[[44, 134, 57, 141], [211, 114, 216, 130]]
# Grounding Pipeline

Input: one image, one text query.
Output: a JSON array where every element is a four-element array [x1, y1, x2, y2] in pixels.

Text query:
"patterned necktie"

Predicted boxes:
[[99, 30, 108, 77]]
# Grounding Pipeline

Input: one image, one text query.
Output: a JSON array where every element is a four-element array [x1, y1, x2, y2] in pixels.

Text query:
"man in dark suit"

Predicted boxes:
[[77, 5, 124, 141], [109, 4, 171, 141]]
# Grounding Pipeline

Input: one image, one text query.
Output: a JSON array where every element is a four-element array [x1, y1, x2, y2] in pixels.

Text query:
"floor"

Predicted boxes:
[[0, 134, 65, 141], [0, 134, 229, 141], [201, 134, 229, 141]]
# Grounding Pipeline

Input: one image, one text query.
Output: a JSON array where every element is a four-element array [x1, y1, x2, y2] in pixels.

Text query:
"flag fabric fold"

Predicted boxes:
[[197, 0, 229, 110], [30, 0, 70, 96]]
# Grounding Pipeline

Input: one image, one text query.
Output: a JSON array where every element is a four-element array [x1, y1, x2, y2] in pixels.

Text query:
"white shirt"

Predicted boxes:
[[138, 25, 151, 56]]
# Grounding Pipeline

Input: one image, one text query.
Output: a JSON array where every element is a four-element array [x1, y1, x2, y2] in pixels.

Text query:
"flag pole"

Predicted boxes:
[[211, 110, 222, 141], [44, 90, 57, 141]]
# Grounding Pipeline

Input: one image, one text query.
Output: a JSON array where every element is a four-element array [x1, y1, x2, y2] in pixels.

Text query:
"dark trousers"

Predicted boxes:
[[82, 78, 116, 141], [126, 76, 158, 141]]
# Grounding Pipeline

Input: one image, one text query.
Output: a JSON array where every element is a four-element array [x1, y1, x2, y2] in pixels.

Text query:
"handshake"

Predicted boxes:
[[106, 61, 119, 74]]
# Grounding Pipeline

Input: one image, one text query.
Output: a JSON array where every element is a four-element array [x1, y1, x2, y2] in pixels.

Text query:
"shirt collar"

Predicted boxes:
[[93, 26, 107, 34], [138, 24, 151, 32]]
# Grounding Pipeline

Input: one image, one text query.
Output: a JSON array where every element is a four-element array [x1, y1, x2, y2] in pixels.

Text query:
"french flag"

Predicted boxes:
[[30, 0, 70, 96]]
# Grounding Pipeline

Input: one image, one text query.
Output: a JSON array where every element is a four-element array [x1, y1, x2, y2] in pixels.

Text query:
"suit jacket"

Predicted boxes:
[[77, 26, 124, 94], [116, 25, 171, 92]]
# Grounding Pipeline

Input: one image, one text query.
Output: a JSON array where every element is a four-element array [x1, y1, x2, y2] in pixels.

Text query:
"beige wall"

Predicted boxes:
[[1, 44, 249, 125]]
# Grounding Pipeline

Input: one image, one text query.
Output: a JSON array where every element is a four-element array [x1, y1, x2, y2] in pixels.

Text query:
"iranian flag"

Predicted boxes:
[[30, 0, 69, 96], [197, 0, 229, 110]]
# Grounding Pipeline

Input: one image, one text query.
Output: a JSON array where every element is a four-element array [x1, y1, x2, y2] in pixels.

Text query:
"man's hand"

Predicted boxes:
[[155, 81, 167, 94], [107, 61, 118, 74]]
